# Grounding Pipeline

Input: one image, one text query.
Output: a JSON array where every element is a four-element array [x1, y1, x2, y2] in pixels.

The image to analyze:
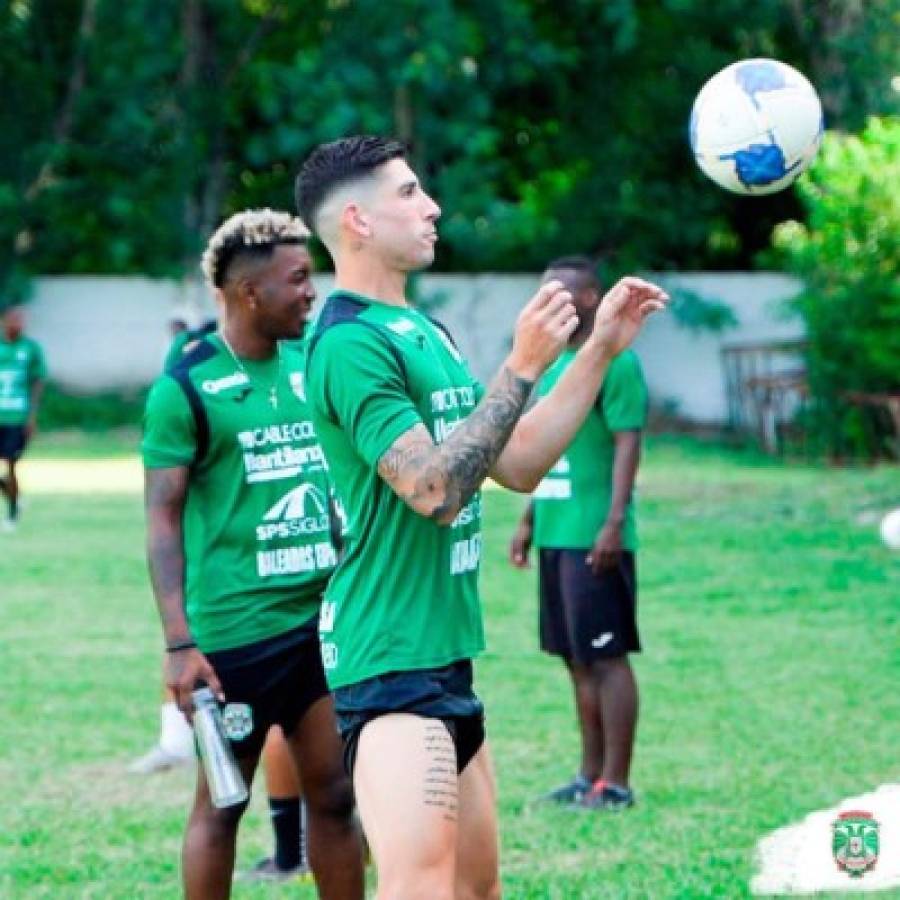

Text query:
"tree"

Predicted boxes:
[[774, 118, 900, 457]]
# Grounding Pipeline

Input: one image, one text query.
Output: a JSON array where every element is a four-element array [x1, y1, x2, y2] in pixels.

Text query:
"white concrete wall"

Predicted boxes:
[[25, 272, 804, 423]]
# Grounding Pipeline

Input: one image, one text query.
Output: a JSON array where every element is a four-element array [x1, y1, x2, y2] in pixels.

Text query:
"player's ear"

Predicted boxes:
[[235, 276, 259, 309], [343, 202, 372, 240]]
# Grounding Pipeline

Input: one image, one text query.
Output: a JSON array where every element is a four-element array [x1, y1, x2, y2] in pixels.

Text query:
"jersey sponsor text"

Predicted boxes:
[[257, 541, 337, 577], [450, 533, 482, 575]]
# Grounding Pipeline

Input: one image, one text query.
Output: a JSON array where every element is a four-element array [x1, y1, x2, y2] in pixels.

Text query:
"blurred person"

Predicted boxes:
[[0, 305, 46, 532], [142, 209, 363, 899], [294, 135, 666, 899], [509, 256, 648, 810]]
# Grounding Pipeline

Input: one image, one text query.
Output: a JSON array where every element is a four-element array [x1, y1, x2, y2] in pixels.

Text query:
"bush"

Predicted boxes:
[[38, 383, 147, 432], [773, 117, 900, 459]]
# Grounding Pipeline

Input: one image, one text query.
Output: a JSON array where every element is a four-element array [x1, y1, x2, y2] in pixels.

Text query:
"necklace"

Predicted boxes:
[[218, 331, 282, 409]]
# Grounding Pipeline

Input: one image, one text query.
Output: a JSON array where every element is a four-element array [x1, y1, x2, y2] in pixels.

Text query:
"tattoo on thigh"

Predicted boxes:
[[423, 721, 458, 822]]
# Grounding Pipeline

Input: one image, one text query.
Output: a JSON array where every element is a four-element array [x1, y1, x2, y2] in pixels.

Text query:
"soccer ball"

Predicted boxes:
[[880, 508, 900, 551], [690, 58, 824, 195]]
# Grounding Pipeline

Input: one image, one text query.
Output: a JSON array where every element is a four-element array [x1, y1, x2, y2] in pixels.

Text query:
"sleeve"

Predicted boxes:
[[601, 351, 649, 432], [29, 342, 48, 382], [141, 375, 197, 468], [308, 326, 423, 467]]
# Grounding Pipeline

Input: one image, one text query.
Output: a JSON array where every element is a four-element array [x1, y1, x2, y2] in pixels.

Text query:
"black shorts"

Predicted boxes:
[[539, 549, 641, 664], [204, 614, 329, 759], [333, 660, 485, 778], [0, 425, 27, 462]]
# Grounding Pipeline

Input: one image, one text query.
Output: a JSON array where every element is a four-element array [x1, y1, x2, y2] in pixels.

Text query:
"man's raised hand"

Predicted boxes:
[[507, 279, 579, 382], [590, 276, 668, 357]]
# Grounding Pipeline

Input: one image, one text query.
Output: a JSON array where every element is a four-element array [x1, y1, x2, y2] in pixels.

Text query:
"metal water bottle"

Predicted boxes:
[[192, 687, 249, 809]]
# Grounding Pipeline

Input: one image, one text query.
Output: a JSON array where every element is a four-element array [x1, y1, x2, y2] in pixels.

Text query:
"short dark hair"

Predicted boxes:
[[294, 135, 407, 232], [546, 255, 598, 277]]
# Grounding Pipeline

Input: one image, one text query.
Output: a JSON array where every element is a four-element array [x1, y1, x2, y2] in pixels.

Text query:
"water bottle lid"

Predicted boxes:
[[192, 686, 215, 705]]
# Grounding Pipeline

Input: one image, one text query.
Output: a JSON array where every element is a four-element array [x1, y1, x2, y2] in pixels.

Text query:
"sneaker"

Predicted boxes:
[[579, 779, 635, 810], [127, 743, 193, 774], [236, 857, 313, 883], [538, 773, 592, 804]]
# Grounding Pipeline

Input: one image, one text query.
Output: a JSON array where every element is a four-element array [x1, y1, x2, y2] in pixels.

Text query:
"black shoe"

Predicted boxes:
[[579, 779, 635, 810], [538, 773, 592, 804]]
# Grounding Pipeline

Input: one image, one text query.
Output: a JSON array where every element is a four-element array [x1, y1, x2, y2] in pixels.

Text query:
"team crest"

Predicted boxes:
[[290, 372, 306, 401], [832, 810, 879, 878], [221, 703, 254, 741]]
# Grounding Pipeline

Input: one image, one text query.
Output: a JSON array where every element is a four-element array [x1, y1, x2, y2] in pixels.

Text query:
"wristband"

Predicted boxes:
[[165, 639, 197, 653]]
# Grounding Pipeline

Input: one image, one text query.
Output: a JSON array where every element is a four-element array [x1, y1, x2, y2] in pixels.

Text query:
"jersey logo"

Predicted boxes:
[[221, 703, 254, 741], [386, 319, 417, 336], [433, 326, 463, 362], [201, 372, 250, 395], [263, 483, 328, 521], [289, 372, 306, 401]]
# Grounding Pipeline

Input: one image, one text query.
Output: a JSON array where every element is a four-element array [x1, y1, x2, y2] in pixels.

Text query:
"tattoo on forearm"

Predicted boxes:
[[379, 367, 532, 521], [422, 721, 458, 822]]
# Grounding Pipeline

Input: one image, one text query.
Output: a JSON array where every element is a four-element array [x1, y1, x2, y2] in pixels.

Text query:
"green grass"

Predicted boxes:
[[2, 433, 898, 898]]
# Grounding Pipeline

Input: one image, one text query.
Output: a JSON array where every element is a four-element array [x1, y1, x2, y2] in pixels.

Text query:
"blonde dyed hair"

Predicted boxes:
[[201, 208, 310, 289]]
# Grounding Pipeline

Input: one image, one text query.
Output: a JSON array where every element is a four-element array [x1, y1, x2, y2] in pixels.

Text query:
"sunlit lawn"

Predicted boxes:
[[2, 432, 898, 898]]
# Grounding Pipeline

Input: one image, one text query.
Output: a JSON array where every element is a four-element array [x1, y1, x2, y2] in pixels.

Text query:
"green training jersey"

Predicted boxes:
[[306, 291, 486, 689], [532, 348, 648, 551], [163, 321, 217, 372], [0, 335, 47, 426], [142, 335, 336, 653]]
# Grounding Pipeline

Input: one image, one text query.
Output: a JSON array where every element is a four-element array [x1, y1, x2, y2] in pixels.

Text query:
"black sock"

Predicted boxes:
[[269, 796, 304, 870]]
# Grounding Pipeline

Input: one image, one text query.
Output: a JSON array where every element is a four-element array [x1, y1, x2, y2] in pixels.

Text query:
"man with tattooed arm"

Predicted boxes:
[[295, 136, 667, 900]]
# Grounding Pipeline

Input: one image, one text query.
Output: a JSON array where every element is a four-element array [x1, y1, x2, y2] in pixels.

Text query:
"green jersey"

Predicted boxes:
[[0, 335, 47, 426], [142, 335, 336, 653], [532, 348, 648, 551], [163, 321, 217, 372], [306, 291, 486, 689]]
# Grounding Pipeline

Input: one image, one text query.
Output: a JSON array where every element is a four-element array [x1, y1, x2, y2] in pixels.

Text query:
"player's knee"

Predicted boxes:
[[307, 768, 355, 823], [190, 796, 249, 837]]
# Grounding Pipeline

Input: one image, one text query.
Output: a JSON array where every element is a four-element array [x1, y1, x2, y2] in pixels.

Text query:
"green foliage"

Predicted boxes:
[[774, 117, 900, 457], [667, 285, 737, 333], [38, 383, 147, 431], [1, 1, 897, 283]]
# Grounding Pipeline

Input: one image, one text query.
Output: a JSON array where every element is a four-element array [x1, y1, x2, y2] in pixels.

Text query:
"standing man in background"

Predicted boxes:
[[510, 256, 648, 810], [0, 305, 46, 532]]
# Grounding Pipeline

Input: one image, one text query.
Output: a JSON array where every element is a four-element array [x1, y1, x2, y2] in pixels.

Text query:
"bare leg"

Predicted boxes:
[[182, 753, 259, 899], [454, 742, 500, 900], [354, 714, 458, 900], [564, 659, 604, 782], [1, 459, 18, 520], [263, 726, 302, 797], [592, 656, 638, 787], [286, 694, 364, 899]]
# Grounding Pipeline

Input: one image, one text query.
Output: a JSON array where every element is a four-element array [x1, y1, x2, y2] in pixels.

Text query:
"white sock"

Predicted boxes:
[[159, 701, 194, 756]]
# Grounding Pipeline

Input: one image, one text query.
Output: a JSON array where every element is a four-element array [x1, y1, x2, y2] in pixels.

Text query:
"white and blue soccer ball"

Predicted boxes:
[[690, 58, 824, 195]]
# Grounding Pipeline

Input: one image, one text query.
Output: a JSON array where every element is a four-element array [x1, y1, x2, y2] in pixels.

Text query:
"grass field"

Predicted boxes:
[[2, 432, 898, 899]]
